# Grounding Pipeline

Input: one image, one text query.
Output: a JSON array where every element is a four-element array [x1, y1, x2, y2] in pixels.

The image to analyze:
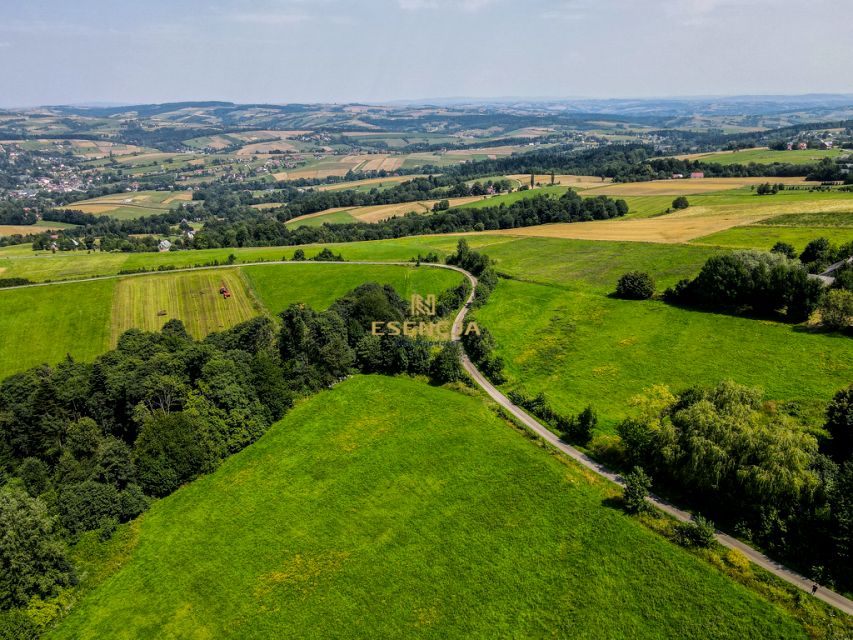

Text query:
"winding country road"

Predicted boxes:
[[445, 264, 853, 617], [4, 258, 853, 616]]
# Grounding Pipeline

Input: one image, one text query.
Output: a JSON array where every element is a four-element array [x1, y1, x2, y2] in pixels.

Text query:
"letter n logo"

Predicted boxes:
[[411, 294, 436, 316]]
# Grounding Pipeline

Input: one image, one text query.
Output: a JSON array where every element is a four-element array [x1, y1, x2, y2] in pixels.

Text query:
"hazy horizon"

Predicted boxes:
[[1, 0, 852, 106]]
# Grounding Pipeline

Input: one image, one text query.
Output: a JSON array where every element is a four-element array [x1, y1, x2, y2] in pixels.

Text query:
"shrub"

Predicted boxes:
[[672, 196, 689, 209], [820, 289, 853, 330], [675, 515, 716, 548], [622, 466, 652, 514], [292, 248, 305, 261], [615, 271, 655, 300], [430, 342, 465, 385], [588, 434, 625, 467], [770, 241, 797, 260]]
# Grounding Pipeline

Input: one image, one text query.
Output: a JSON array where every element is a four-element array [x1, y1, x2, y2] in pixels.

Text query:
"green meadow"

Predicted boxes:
[[474, 278, 853, 431], [685, 147, 845, 165], [49, 376, 807, 640], [284, 209, 358, 228], [0, 264, 462, 379], [0, 280, 115, 378], [694, 226, 853, 252]]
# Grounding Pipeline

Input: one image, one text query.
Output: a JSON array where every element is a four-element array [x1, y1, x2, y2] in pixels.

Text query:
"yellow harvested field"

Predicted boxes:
[[359, 156, 403, 172], [485, 196, 853, 244], [352, 196, 482, 223], [0, 225, 62, 236], [69, 204, 120, 214], [236, 140, 298, 156], [317, 175, 427, 192], [234, 130, 310, 142], [161, 193, 193, 205], [580, 177, 811, 196], [110, 270, 258, 345]]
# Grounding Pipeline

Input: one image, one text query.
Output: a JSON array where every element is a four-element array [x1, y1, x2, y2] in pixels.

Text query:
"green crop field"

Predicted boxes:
[[48, 376, 807, 640], [758, 211, 853, 228], [681, 147, 846, 166], [0, 263, 464, 379], [694, 226, 853, 252]]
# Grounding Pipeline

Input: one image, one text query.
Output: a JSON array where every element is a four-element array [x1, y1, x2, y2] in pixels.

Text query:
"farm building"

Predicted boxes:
[[689, 172, 705, 179], [158, 240, 172, 252], [798, 142, 808, 150]]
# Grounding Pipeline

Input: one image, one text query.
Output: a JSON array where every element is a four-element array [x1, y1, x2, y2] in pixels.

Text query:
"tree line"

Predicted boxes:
[[615, 380, 853, 593]]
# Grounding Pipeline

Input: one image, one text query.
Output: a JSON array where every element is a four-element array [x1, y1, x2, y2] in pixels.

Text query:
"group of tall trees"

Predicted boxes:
[[617, 380, 853, 591], [664, 251, 826, 322], [0, 272, 480, 629]]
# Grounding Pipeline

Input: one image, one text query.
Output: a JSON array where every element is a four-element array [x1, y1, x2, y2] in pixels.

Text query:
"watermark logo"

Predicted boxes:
[[411, 293, 436, 316], [371, 294, 480, 338]]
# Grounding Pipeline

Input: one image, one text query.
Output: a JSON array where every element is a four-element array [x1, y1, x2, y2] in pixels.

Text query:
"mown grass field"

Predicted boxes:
[[48, 376, 807, 640], [243, 263, 462, 314], [694, 226, 853, 252], [110, 270, 259, 344], [0, 263, 463, 379], [61, 190, 192, 220], [676, 147, 846, 166]]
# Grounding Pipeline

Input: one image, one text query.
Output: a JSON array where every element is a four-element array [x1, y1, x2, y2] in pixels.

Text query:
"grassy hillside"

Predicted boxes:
[[474, 278, 853, 430], [49, 376, 806, 639]]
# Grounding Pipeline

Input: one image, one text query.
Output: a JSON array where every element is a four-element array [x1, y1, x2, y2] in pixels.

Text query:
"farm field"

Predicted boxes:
[[110, 270, 259, 344], [284, 208, 358, 227], [48, 376, 807, 640], [505, 173, 611, 189], [0, 279, 115, 379], [675, 147, 847, 165], [581, 177, 812, 196], [61, 190, 193, 219], [287, 196, 483, 227], [243, 262, 462, 314], [693, 225, 853, 251], [0, 263, 463, 379], [317, 175, 428, 192], [0, 221, 77, 236], [488, 188, 853, 243]]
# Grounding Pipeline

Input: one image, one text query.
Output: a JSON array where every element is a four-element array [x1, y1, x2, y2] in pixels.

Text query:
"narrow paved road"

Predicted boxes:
[[4, 258, 852, 615]]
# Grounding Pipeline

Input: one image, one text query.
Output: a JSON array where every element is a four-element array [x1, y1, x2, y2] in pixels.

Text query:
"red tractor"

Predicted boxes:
[[219, 282, 231, 299]]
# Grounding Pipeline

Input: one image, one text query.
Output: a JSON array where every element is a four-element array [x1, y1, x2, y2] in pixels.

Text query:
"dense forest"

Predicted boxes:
[[0, 254, 491, 632]]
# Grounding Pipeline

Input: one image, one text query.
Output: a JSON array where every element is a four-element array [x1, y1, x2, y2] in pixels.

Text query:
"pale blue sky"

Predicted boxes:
[[1, 0, 851, 106]]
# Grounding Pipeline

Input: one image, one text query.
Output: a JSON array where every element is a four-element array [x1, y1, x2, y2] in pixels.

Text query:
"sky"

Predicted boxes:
[[1, 0, 851, 106]]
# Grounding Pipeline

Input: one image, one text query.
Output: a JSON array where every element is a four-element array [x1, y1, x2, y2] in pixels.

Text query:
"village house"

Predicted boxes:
[[689, 171, 705, 179]]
